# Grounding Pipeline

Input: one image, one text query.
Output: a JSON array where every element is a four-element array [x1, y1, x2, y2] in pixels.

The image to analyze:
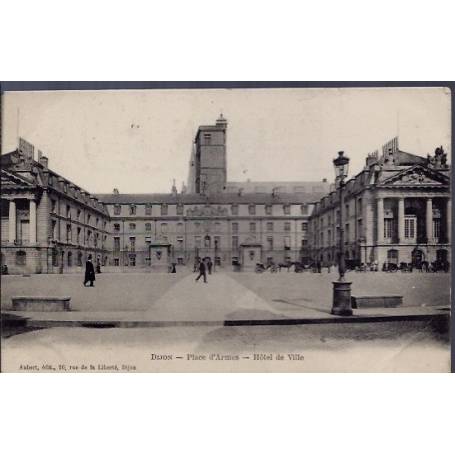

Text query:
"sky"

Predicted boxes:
[[1, 87, 451, 194]]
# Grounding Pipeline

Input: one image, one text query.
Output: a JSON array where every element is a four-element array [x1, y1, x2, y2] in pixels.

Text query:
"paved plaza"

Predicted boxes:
[[1, 269, 450, 317], [1, 270, 450, 372]]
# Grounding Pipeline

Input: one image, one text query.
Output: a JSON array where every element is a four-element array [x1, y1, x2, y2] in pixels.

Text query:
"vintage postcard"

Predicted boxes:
[[0, 85, 451, 372]]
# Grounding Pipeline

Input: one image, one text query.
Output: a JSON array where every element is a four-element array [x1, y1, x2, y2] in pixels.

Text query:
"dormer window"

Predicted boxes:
[[231, 204, 238, 215], [129, 204, 136, 215], [161, 204, 168, 216], [114, 204, 121, 215], [177, 203, 184, 215], [248, 204, 256, 215], [283, 204, 291, 215], [145, 204, 152, 215]]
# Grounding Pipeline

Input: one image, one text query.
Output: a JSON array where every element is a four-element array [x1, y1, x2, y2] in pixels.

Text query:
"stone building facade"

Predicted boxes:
[[309, 144, 451, 268], [1, 120, 450, 274], [97, 191, 318, 270], [1, 140, 110, 274]]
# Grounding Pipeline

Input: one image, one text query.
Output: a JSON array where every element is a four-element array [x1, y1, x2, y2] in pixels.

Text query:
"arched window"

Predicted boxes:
[[77, 252, 83, 267], [16, 250, 26, 265], [387, 249, 399, 264], [204, 235, 211, 248], [67, 251, 73, 267]]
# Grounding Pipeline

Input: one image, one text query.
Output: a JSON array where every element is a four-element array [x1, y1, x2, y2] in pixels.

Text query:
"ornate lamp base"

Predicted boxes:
[[331, 280, 353, 316]]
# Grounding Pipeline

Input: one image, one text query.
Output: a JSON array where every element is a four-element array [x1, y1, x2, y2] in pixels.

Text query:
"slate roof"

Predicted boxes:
[[95, 192, 325, 205]]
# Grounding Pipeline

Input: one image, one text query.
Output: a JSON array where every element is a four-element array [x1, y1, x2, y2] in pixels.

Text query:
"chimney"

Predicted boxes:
[[322, 178, 327, 183], [113, 188, 119, 195]]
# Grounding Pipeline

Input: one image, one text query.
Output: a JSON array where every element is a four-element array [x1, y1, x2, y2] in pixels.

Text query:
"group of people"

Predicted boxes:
[[194, 257, 213, 283]]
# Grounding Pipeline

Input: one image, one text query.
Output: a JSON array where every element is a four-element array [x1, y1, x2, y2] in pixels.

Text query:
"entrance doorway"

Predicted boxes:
[[411, 248, 424, 268]]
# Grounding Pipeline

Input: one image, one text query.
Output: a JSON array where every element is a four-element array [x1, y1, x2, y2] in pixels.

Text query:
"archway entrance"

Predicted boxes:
[[411, 248, 424, 268]]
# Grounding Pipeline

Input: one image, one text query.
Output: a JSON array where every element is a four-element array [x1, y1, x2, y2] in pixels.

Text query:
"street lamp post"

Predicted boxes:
[[331, 151, 353, 316], [214, 239, 218, 272]]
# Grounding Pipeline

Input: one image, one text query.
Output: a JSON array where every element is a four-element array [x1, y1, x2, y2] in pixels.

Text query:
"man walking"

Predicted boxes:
[[207, 258, 213, 275], [195, 258, 207, 283], [83, 254, 96, 287]]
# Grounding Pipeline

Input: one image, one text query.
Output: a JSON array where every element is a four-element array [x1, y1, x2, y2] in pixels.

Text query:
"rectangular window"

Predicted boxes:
[[265, 205, 272, 215], [232, 236, 239, 249], [195, 236, 201, 248], [284, 222, 291, 232], [161, 223, 168, 233], [51, 220, 57, 240], [66, 224, 72, 243], [214, 236, 221, 247], [300, 204, 307, 215], [114, 223, 120, 232], [114, 258, 119, 266], [145, 222, 152, 231], [384, 219, 394, 239], [301, 239, 308, 247], [145, 204, 152, 215], [301, 222, 308, 232], [404, 216, 416, 239], [433, 219, 441, 239], [129, 255, 136, 267], [51, 199, 57, 213], [203, 133, 211, 145], [249, 222, 256, 233], [66, 205, 71, 218], [232, 222, 238, 233], [177, 237, 184, 250], [177, 204, 184, 215], [248, 204, 256, 215], [267, 236, 273, 250], [129, 205, 136, 215], [266, 222, 273, 231], [284, 236, 291, 249], [231, 204, 238, 215], [129, 223, 136, 230], [283, 205, 291, 215], [129, 237, 136, 251], [161, 204, 168, 216]]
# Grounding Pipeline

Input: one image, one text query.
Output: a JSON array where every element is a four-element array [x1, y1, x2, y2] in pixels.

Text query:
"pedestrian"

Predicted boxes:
[[83, 254, 96, 287], [317, 260, 322, 273], [327, 263, 331, 273], [195, 258, 207, 283], [170, 262, 177, 273], [207, 258, 213, 275]]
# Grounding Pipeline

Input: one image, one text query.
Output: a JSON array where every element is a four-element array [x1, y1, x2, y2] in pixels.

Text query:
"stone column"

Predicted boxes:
[[398, 198, 405, 243], [29, 199, 37, 244], [447, 198, 451, 243], [377, 198, 384, 243], [8, 199, 16, 243], [426, 198, 433, 243]]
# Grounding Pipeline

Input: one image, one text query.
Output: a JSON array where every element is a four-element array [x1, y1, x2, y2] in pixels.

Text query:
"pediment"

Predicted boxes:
[[0, 169, 36, 188], [380, 165, 449, 187]]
